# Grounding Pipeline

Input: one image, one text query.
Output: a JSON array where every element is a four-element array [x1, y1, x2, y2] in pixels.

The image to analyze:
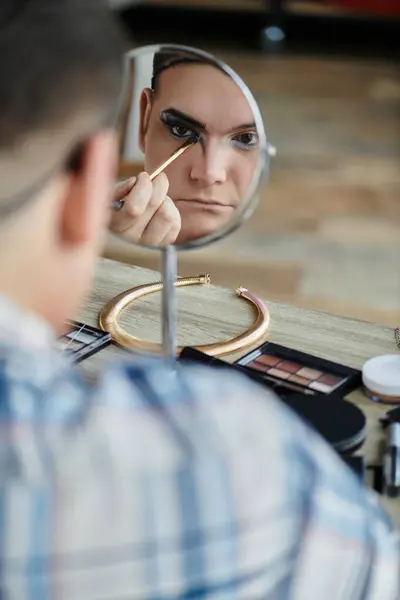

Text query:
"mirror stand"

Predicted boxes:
[[161, 245, 178, 363]]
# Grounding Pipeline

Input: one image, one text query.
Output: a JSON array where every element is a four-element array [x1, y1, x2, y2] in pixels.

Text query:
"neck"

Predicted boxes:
[[0, 187, 62, 331], [0, 263, 49, 325], [0, 223, 55, 331], [0, 291, 55, 352]]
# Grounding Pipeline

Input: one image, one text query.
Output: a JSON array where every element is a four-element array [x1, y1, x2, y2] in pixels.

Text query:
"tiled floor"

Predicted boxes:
[[106, 47, 400, 327]]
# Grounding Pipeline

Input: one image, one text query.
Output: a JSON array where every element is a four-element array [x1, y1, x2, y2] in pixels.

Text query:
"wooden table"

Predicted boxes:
[[79, 257, 400, 527]]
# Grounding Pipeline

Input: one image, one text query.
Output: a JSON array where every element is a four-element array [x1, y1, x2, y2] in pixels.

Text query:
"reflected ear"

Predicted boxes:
[[139, 88, 153, 153], [58, 130, 117, 247]]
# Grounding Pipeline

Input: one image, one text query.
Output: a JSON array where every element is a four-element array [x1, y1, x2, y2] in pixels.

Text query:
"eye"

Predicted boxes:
[[170, 125, 195, 139], [160, 111, 199, 142], [232, 131, 259, 150]]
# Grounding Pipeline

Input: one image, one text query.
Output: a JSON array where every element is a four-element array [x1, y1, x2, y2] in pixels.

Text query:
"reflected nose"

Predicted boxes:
[[189, 139, 227, 186]]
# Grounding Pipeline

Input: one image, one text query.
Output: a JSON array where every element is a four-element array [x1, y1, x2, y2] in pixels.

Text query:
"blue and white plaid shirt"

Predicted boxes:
[[0, 295, 399, 600]]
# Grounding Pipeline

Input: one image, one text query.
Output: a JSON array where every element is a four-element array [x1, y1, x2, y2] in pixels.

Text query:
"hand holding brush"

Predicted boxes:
[[109, 139, 196, 246]]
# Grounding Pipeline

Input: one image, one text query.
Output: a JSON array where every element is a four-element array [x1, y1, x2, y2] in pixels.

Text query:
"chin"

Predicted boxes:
[[177, 222, 223, 245]]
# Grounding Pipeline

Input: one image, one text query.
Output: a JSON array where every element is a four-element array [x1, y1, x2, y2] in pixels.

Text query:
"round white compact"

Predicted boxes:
[[362, 355, 400, 404]]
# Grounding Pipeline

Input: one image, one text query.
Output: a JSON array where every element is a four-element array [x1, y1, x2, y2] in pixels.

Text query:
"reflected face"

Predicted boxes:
[[139, 63, 260, 244]]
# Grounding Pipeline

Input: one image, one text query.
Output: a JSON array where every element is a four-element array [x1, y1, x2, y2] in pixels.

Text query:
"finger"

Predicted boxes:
[[133, 172, 169, 233], [110, 172, 153, 235], [143, 172, 169, 216], [141, 195, 181, 246], [114, 176, 137, 202], [159, 197, 181, 246]]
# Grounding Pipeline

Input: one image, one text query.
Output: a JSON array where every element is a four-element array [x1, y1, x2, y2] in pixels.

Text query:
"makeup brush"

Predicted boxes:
[[112, 138, 196, 212]]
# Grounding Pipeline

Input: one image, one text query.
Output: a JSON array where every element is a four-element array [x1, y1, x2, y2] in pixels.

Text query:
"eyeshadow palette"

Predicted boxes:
[[236, 342, 361, 400], [55, 321, 111, 363]]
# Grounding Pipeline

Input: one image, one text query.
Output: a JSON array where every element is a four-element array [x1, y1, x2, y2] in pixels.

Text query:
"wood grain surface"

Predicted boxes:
[[79, 257, 400, 526]]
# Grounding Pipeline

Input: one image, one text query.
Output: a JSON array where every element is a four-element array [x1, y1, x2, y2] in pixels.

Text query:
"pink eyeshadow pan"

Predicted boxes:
[[255, 354, 280, 367], [297, 367, 323, 380], [319, 374, 341, 386], [279, 361, 300, 374]]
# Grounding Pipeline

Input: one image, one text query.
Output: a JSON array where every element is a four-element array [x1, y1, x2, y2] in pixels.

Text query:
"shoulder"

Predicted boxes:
[[91, 358, 291, 460]]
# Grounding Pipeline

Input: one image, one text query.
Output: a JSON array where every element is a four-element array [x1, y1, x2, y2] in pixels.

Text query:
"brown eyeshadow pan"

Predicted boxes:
[[255, 354, 280, 367], [278, 360, 300, 374], [288, 374, 310, 387], [249, 361, 268, 373]]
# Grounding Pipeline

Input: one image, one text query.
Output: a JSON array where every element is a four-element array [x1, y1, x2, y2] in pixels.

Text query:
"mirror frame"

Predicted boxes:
[[116, 43, 270, 251]]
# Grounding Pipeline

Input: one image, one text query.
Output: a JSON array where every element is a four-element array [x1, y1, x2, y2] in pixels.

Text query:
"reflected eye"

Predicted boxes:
[[232, 131, 259, 150], [170, 125, 195, 139], [160, 111, 199, 142]]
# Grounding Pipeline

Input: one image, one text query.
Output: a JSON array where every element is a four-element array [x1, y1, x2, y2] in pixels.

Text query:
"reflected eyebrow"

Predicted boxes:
[[230, 123, 257, 133], [161, 108, 256, 135], [161, 108, 206, 131]]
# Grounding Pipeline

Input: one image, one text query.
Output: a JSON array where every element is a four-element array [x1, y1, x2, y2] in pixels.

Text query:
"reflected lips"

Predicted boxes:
[[177, 198, 231, 208]]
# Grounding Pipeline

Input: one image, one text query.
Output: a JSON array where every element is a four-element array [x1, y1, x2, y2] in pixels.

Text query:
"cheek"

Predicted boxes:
[[144, 121, 180, 171], [231, 152, 259, 196], [163, 161, 187, 199]]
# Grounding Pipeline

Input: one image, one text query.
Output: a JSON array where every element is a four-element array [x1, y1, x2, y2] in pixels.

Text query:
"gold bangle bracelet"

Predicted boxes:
[[99, 274, 270, 357]]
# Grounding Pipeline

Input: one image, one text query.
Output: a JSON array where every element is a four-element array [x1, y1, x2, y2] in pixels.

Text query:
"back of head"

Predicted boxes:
[[0, 0, 125, 219], [0, 0, 127, 331]]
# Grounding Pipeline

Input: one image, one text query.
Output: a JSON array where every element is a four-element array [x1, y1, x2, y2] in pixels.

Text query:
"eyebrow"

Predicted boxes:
[[161, 108, 256, 135], [161, 108, 205, 132]]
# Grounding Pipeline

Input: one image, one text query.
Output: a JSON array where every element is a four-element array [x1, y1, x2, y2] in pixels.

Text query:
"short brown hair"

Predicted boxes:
[[0, 0, 126, 217], [151, 50, 221, 93]]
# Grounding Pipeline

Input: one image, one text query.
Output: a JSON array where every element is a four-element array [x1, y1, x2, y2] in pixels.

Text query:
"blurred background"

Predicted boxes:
[[107, 0, 399, 327]]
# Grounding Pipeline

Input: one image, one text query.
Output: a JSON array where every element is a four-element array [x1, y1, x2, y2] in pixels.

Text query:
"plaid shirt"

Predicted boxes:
[[0, 296, 399, 600]]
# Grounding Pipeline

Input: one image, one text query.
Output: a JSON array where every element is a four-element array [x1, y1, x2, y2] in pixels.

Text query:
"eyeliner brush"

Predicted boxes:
[[112, 138, 196, 211], [148, 138, 195, 181]]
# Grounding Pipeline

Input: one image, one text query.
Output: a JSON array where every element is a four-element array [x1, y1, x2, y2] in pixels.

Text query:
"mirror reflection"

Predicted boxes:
[[110, 46, 266, 248]]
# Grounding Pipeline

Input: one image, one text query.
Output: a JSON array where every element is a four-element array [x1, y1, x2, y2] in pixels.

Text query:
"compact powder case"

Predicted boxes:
[[362, 355, 400, 404], [285, 395, 367, 455]]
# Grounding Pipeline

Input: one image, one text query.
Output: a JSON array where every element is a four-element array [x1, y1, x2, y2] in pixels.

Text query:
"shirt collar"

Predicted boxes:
[[0, 295, 55, 352]]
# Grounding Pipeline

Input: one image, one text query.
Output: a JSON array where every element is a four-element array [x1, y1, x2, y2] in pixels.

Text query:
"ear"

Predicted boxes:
[[139, 88, 153, 153], [58, 129, 117, 247]]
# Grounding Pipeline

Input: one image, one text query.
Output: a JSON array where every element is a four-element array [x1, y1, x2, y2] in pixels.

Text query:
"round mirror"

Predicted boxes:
[[109, 44, 270, 250]]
